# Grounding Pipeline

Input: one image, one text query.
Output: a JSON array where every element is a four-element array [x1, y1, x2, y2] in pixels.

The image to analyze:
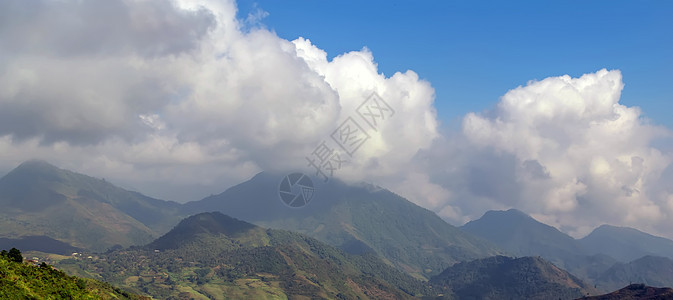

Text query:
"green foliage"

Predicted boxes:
[[7, 247, 23, 263], [56, 212, 429, 299], [183, 172, 501, 280], [430, 256, 596, 300], [259, 186, 502, 279], [0, 250, 144, 299]]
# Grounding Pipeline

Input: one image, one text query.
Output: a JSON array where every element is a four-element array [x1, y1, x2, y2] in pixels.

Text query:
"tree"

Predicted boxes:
[[8, 248, 23, 263]]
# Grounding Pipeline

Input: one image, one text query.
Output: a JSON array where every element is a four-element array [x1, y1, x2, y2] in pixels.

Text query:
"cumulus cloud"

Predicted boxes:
[[415, 69, 673, 238], [0, 0, 438, 202], [1, 0, 672, 240]]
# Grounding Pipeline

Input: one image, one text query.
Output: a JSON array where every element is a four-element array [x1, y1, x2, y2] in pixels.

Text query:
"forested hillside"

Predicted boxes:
[[0, 248, 145, 299]]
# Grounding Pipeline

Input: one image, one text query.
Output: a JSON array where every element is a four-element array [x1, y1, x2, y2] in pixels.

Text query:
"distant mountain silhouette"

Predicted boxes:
[[0, 160, 184, 251], [580, 225, 673, 262], [183, 172, 502, 279], [578, 283, 673, 300], [430, 255, 598, 299], [595, 256, 673, 292], [461, 209, 587, 268], [0, 236, 79, 255], [461, 209, 673, 293]]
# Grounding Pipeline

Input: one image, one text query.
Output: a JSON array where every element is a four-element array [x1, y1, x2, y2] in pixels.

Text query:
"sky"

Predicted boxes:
[[0, 0, 672, 238], [235, 0, 673, 129]]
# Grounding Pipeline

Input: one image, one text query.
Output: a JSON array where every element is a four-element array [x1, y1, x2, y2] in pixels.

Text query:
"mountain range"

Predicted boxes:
[[54, 211, 601, 300], [0, 161, 501, 278], [184, 171, 502, 279], [55, 212, 430, 299], [2, 160, 673, 298], [579, 224, 673, 262], [461, 208, 673, 292]]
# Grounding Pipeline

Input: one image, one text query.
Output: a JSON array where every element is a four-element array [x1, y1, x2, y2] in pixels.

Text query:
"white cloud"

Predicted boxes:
[[0, 0, 439, 203], [420, 69, 673, 238], [1, 0, 672, 240]]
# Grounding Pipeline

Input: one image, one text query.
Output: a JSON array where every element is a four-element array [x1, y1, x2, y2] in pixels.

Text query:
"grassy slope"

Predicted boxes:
[[0, 256, 145, 299]]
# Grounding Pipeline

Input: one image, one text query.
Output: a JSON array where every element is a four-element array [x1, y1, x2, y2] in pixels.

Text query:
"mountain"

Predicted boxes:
[[429, 255, 598, 299], [578, 283, 673, 300], [460, 209, 673, 292], [580, 225, 673, 262], [595, 256, 673, 292], [0, 160, 184, 252], [183, 172, 502, 279], [0, 236, 79, 255], [147, 212, 258, 250], [461, 209, 587, 269], [0, 250, 145, 299], [56, 212, 434, 299]]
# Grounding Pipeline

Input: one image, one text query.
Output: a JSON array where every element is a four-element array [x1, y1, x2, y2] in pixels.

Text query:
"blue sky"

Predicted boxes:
[[2, 0, 673, 234], [237, 0, 673, 129]]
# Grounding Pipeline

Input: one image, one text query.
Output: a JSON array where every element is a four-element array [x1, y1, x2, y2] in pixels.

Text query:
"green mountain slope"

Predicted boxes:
[[430, 255, 598, 300], [57, 212, 433, 299], [459, 209, 673, 292], [461, 209, 587, 267], [0, 160, 184, 252], [460, 209, 622, 286], [580, 225, 673, 262], [183, 172, 502, 279], [595, 256, 673, 292], [0, 249, 145, 299]]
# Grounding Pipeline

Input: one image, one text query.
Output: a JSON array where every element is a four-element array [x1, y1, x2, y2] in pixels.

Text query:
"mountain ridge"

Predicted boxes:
[[580, 224, 673, 262], [57, 211, 431, 299], [461, 208, 587, 268], [0, 160, 185, 252], [183, 171, 503, 279], [429, 255, 598, 299], [460, 208, 673, 292]]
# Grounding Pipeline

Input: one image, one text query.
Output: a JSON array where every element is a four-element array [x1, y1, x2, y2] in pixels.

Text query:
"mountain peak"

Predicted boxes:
[[465, 209, 538, 230], [483, 208, 532, 219], [0, 160, 70, 212], [5, 160, 61, 178], [430, 255, 597, 299], [176, 212, 256, 236], [0, 160, 183, 252], [580, 224, 673, 261], [462, 208, 585, 260], [591, 224, 647, 236], [148, 212, 258, 250], [16, 159, 58, 169]]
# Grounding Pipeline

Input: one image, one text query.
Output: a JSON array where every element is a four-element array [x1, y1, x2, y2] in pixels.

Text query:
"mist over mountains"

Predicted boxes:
[[2, 160, 673, 298]]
